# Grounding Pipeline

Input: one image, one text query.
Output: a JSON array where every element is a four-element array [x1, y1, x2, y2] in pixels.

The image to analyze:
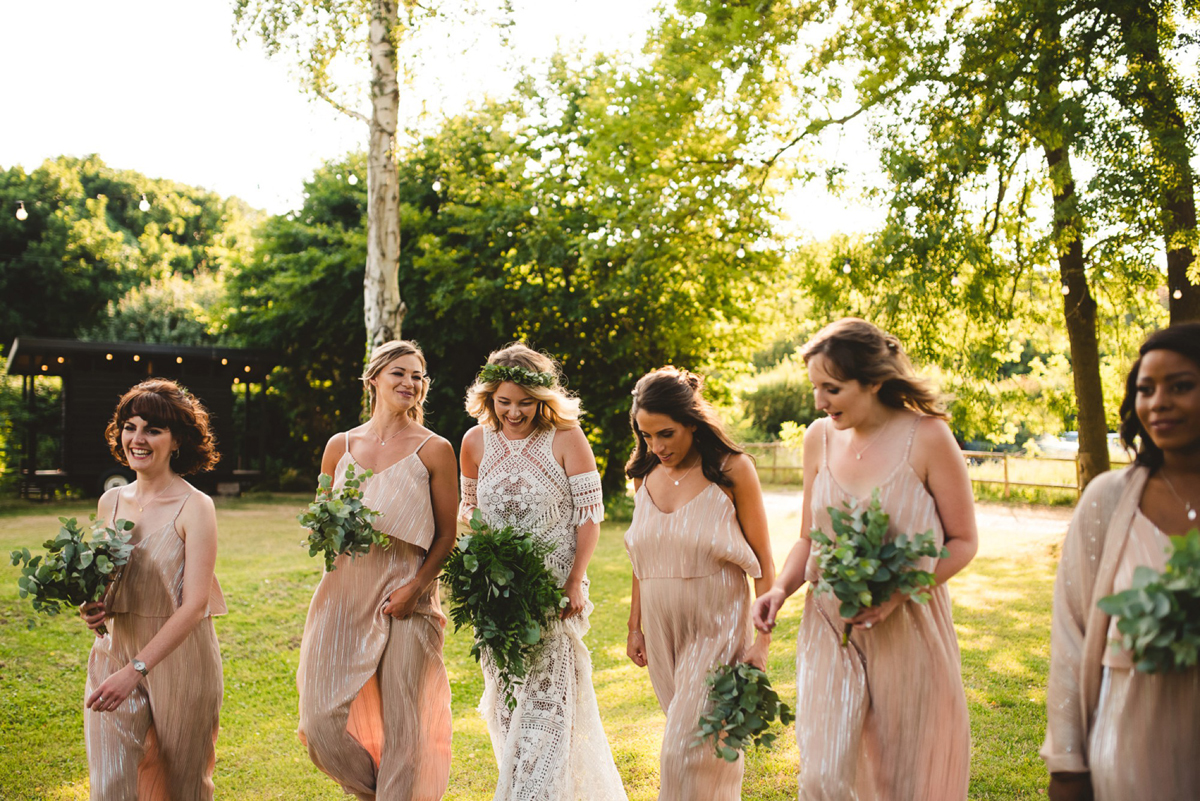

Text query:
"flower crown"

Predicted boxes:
[[478, 363, 556, 388]]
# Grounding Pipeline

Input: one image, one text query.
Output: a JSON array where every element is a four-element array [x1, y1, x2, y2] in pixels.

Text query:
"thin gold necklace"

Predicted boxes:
[[664, 454, 700, 486], [371, 418, 412, 446], [135, 476, 176, 513], [1160, 469, 1198, 522], [850, 419, 890, 461]]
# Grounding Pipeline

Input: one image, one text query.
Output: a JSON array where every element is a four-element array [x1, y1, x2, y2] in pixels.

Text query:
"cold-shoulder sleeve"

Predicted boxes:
[[568, 470, 604, 526], [459, 475, 478, 523]]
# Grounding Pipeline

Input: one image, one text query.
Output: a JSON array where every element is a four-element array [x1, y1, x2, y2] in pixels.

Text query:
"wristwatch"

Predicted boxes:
[[131, 659, 149, 677]]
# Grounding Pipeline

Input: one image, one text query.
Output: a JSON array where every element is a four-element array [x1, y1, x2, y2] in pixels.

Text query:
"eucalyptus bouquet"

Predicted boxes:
[[298, 462, 386, 572], [695, 662, 795, 762], [443, 510, 565, 708], [1098, 528, 1200, 673], [810, 490, 947, 645], [10, 516, 135, 636]]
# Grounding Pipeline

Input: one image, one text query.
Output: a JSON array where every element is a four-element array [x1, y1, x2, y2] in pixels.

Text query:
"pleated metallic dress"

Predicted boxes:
[[624, 477, 762, 801], [297, 434, 453, 801], [795, 417, 970, 801], [86, 487, 226, 800]]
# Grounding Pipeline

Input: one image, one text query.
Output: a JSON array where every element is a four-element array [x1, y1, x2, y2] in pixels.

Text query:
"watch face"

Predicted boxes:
[[133, 659, 147, 674]]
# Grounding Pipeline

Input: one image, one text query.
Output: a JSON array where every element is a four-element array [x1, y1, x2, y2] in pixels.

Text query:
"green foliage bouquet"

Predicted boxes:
[[1098, 528, 1200, 673], [443, 510, 565, 708], [810, 490, 947, 645], [695, 662, 795, 761], [10, 516, 135, 636], [298, 462, 386, 572]]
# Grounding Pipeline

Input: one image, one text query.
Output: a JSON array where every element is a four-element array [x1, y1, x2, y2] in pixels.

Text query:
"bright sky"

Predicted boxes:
[[1, 0, 880, 238]]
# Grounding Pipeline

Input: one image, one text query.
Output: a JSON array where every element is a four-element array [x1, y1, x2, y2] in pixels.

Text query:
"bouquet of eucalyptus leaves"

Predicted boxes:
[[10, 516, 135, 636], [443, 509, 565, 708], [695, 662, 795, 761], [1098, 528, 1200, 673], [811, 490, 947, 646], [298, 462, 386, 572]]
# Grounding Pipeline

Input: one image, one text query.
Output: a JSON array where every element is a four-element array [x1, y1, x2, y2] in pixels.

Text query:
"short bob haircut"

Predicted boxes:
[[465, 343, 581, 432], [362, 340, 430, 424], [801, 317, 947, 420], [626, 366, 745, 487], [105, 378, 220, 475], [1119, 321, 1200, 470]]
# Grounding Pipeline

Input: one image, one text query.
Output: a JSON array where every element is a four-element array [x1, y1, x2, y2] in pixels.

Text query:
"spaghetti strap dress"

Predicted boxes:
[[459, 426, 627, 801], [297, 432, 453, 801], [623, 473, 762, 800], [86, 485, 226, 800], [794, 417, 970, 800]]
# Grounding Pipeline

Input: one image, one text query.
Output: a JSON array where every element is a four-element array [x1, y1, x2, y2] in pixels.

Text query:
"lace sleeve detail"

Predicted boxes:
[[568, 470, 604, 526], [459, 475, 478, 523]]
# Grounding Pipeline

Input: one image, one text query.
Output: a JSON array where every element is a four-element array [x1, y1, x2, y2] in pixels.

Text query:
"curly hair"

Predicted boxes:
[[362, 340, 430, 424], [625, 367, 745, 487], [105, 379, 220, 475], [801, 318, 947, 419], [464, 343, 581, 432], [1119, 322, 1200, 470]]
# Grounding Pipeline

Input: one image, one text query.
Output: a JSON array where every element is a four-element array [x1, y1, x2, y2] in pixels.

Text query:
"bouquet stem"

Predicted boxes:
[[842, 623, 852, 646]]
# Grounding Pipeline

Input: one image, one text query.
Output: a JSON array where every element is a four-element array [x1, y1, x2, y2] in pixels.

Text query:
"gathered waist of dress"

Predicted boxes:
[[632, 559, 752, 581]]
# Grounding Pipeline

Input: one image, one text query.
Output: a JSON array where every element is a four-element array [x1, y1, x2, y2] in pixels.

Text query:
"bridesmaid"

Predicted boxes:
[[623, 367, 776, 800], [459, 343, 627, 801], [752, 318, 977, 800], [80, 378, 225, 799], [1042, 323, 1200, 801], [297, 340, 455, 801]]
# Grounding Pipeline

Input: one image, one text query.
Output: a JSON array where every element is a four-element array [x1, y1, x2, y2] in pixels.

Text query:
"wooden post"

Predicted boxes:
[[1003, 453, 1010, 498]]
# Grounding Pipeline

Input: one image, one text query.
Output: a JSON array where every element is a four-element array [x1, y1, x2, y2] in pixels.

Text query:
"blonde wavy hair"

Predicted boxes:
[[362, 340, 430, 424], [465, 343, 581, 432]]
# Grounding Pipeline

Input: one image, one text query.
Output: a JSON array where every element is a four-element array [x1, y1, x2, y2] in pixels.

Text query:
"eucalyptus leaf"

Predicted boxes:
[[694, 663, 794, 761]]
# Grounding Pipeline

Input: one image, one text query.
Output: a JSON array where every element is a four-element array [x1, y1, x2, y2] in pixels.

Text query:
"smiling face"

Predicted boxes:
[[807, 353, 882, 430], [634, 410, 697, 468], [493, 381, 539, 438], [370, 353, 425, 415], [1135, 349, 1200, 454], [121, 415, 177, 475]]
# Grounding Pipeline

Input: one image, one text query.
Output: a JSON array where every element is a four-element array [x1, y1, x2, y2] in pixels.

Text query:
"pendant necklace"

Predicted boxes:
[[851, 419, 890, 461], [135, 476, 176, 513], [371, 418, 412, 446], [665, 455, 700, 486], [1160, 469, 1198, 522]]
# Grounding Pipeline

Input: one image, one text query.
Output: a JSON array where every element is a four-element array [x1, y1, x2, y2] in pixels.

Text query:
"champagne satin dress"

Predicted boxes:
[[297, 434, 453, 801], [794, 418, 970, 800], [86, 487, 226, 800], [624, 475, 762, 800]]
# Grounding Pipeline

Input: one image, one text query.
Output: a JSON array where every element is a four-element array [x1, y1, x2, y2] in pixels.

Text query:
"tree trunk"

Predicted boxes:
[[364, 0, 406, 346], [1118, 3, 1200, 322], [1042, 141, 1111, 487]]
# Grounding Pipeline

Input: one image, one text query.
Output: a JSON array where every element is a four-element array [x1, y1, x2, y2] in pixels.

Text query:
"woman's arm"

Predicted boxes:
[[87, 492, 220, 712], [626, 476, 648, 667], [458, 426, 482, 522], [751, 421, 821, 632], [726, 454, 774, 668], [384, 437, 459, 619], [557, 426, 601, 618], [320, 431, 349, 480], [915, 417, 978, 585]]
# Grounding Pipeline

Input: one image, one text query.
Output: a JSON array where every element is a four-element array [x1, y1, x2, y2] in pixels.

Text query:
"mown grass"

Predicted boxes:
[[0, 494, 1064, 799]]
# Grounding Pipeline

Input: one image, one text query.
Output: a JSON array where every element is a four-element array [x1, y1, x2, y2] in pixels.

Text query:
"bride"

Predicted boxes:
[[459, 343, 627, 801]]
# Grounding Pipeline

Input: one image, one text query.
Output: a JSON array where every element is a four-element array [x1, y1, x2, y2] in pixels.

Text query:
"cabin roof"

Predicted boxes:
[[6, 337, 275, 382]]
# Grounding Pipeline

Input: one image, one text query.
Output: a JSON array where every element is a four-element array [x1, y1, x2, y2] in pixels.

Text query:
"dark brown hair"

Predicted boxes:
[[105, 379, 219, 475], [1119, 322, 1200, 470], [625, 367, 744, 487], [801, 318, 947, 419]]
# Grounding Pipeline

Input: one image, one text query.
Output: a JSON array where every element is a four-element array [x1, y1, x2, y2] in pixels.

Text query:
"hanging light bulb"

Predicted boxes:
[[15, 201, 28, 221], [1061, 283, 1071, 295], [1174, 288, 1183, 300], [842, 260, 852, 275], [431, 180, 442, 192], [950, 274, 961, 287], [138, 193, 151, 212], [347, 174, 359, 185]]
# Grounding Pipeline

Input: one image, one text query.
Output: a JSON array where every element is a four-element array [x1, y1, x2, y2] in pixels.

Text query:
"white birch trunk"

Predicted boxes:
[[363, 0, 405, 346]]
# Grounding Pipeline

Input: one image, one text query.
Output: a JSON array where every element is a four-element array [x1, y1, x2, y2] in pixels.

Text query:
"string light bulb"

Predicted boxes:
[[1174, 288, 1183, 300], [15, 201, 28, 221], [950, 274, 961, 287], [432, 180, 442, 192], [1061, 283, 1071, 295], [842, 261, 852, 275], [138, 194, 150, 212], [347, 174, 359, 185]]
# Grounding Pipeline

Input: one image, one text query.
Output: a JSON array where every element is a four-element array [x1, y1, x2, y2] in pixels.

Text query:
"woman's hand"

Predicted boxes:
[[85, 664, 142, 712], [80, 601, 108, 637], [751, 588, 787, 634], [1048, 772, 1094, 801], [845, 590, 906, 631], [740, 633, 770, 670], [383, 581, 422, 620], [626, 629, 648, 667], [560, 577, 586, 620]]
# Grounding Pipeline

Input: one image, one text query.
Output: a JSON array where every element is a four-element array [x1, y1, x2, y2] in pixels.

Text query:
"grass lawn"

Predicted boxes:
[[0, 492, 1065, 799]]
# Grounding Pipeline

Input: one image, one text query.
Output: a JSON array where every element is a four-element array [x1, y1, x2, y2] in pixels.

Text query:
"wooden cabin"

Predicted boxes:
[[6, 337, 274, 498]]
